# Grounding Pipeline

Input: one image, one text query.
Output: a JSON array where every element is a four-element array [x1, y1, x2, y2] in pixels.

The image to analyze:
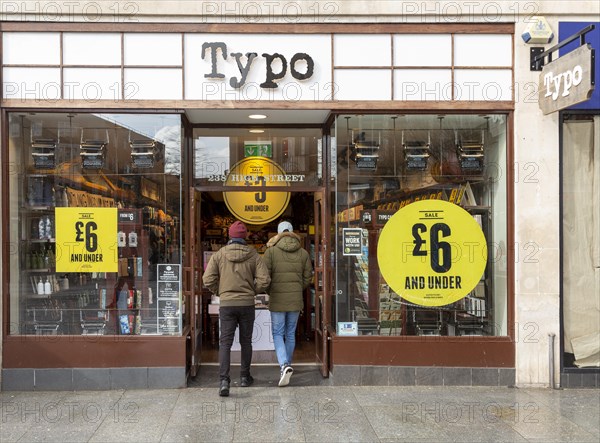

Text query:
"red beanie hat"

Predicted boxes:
[[228, 220, 247, 239]]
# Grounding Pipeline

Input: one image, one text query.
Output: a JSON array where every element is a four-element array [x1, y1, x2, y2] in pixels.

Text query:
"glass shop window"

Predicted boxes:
[[193, 127, 322, 188], [562, 114, 600, 369], [7, 113, 183, 336], [333, 114, 508, 337]]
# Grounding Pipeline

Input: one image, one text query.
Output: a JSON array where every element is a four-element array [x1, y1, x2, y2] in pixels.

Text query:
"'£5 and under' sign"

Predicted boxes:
[[377, 200, 487, 307], [223, 157, 291, 225], [55, 208, 118, 273]]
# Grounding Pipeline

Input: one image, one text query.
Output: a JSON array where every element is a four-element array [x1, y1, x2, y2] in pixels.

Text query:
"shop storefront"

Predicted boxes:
[[1, 20, 518, 390], [556, 22, 600, 388]]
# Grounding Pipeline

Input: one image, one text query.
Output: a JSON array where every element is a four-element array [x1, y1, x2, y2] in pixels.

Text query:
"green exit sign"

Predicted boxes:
[[244, 142, 272, 158]]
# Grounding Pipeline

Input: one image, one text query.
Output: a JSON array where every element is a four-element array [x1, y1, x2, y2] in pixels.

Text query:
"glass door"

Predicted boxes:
[[184, 188, 202, 377], [314, 192, 331, 376]]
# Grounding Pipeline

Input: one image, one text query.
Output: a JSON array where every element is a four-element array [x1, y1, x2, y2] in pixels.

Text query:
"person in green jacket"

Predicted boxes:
[[203, 220, 271, 397], [262, 221, 313, 387]]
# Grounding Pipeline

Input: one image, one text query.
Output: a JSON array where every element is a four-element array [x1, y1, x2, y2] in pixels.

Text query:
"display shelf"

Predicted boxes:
[[21, 205, 54, 212], [463, 205, 491, 211], [379, 180, 475, 200], [24, 294, 54, 300], [101, 307, 143, 312], [25, 238, 56, 244], [22, 282, 100, 298]]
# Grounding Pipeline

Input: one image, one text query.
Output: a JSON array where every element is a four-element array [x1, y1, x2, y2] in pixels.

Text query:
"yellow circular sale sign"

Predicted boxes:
[[377, 200, 487, 306], [223, 157, 290, 225]]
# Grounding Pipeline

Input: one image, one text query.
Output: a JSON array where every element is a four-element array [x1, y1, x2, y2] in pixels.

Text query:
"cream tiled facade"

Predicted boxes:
[[1, 1, 599, 388]]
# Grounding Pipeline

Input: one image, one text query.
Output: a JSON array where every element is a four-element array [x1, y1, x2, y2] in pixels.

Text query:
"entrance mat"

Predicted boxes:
[[188, 364, 331, 388]]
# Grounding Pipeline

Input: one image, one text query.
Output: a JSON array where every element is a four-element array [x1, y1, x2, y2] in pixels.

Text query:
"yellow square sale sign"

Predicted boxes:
[[55, 208, 118, 273]]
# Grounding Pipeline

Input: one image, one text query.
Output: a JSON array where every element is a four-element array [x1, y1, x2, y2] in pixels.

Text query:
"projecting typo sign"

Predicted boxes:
[[538, 44, 595, 115], [377, 200, 487, 307], [55, 208, 118, 273], [223, 157, 291, 225]]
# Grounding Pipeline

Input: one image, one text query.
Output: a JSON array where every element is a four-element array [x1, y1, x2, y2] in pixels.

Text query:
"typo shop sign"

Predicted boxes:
[[186, 34, 333, 101], [201, 42, 314, 89], [538, 45, 595, 115]]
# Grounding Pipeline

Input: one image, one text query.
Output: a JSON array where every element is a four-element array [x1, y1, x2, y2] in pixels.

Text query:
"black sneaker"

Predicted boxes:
[[219, 380, 230, 397], [240, 375, 254, 387], [278, 365, 293, 387]]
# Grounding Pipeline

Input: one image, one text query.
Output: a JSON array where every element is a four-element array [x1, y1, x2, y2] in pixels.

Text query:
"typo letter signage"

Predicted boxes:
[[539, 44, 595, 115], [201, 42, 314, 89]]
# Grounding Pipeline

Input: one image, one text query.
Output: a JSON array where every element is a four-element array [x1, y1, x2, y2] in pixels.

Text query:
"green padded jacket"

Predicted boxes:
[[262, 232, 313, 312]]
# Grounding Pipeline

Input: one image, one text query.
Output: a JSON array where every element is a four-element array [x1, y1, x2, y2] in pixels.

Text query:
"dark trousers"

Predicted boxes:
[[219, 305, 255, 382]]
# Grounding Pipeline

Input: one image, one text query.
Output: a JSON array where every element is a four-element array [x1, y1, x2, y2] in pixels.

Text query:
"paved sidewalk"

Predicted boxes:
[[1, 368, 599, 442]]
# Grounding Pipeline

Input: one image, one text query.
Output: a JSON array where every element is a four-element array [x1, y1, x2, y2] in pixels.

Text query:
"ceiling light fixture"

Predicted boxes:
[[248, 114, 267, 120], [249, 129, 265, 133]]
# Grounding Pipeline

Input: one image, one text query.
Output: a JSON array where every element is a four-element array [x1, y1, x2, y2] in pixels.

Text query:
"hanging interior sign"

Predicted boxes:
[[377, 200, 487, 307], [538, 44, 595, 115], [354, 140, 380, 170], [375, 210, 395, 226], [130, 137, 160, 169], [79, 129, 108, 169], [403, 131, 431, 171], [55, 207, 118, 273], [244, 141, 272, 158], [456, 130, 485, 173], [457, 141, 484, 171], [223, 157, 290, 225], [350, 132, 380, 170], [80, 130, 108, 170], [31, 138, 57, 169]]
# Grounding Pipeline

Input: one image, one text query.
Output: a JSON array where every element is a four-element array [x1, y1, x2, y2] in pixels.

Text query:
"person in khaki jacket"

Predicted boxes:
[[262, 221, 313, 387], [203, 220, 270, 397]]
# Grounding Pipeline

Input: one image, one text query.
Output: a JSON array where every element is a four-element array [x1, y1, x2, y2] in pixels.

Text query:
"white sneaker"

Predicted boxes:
[[278, 365, 293, 387]]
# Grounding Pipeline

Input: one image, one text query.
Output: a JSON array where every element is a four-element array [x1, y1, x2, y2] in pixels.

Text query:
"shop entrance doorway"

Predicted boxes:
[[189, 191, 329, 387], [198, 192, 317, 360], [187, 119, 331, 384]]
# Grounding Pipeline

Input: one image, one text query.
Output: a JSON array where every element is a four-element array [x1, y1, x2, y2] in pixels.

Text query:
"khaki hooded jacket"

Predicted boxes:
[[202, 241, 271, 307]]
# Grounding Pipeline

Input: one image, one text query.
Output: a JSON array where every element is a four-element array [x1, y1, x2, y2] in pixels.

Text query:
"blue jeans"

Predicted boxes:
[[270, 311, 300, 369]]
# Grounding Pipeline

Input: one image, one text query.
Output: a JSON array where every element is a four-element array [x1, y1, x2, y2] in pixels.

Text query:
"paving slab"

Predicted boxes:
[[1, 380, 599, 443]]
